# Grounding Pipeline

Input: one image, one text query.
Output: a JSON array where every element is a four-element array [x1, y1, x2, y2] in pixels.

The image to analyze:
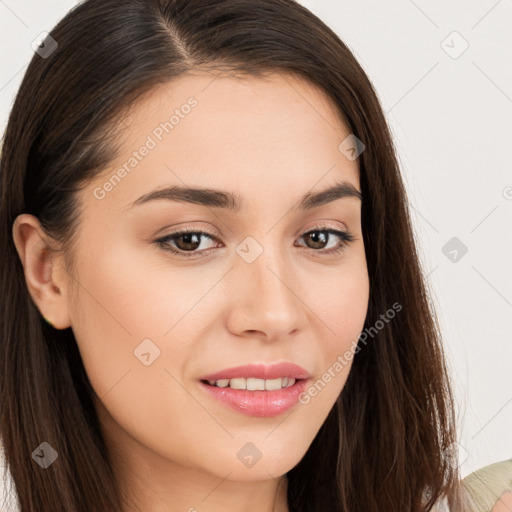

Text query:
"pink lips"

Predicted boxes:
[[199, 362, 311, 418], [201, 362, 311, 381]]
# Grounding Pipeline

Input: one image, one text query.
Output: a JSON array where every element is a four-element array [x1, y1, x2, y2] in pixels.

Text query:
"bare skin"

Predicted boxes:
[[492, 491, 512, 512], [12, 71, 369, 512]]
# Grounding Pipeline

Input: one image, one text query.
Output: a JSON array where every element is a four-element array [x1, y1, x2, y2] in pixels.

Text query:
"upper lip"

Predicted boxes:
[[201, 362, 311, 382]]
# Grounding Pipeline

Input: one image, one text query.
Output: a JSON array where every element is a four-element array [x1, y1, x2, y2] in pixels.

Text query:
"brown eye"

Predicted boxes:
[[303, 231, 329, 249], [298, 228, 355, 254], [172, 232, 205, 251], [155, 229, 219, 259]]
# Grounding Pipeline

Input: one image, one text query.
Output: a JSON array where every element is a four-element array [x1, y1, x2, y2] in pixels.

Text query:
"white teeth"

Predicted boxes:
[[265, 378, 282, 391], [229, 378, 246, 390], [207, 377, 297, 390], [247, 378, 265, 390]]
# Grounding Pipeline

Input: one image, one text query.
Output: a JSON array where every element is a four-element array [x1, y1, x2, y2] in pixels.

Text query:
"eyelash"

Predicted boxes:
[[154, 225, 355, 260]]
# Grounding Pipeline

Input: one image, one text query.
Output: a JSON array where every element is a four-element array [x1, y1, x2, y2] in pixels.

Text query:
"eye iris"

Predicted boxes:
[[306, 231, 328, 249], [176, 233, 201, 251]]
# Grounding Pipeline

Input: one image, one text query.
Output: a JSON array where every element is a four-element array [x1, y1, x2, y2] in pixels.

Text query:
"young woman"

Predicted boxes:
[[0, 0, 474, 510]]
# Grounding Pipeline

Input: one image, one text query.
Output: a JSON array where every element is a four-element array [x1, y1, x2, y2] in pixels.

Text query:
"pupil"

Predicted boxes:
[[308, 231, 326, 249], [179, 233, 200, 250]]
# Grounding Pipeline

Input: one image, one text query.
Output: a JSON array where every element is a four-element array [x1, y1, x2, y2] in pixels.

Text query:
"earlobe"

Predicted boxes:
[[12, 214, 72, 330]]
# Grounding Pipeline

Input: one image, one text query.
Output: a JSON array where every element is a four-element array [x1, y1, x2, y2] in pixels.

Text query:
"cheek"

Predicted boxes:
[[68, 240, 213, 400], [304, 253, 370, 350], [293, 255, 369, 411], [69, 246, 223, 468]]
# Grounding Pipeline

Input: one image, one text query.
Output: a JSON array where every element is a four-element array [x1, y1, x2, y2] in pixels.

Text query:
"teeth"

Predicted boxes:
[[206, 377, 297, 390], [247, 378, 265, 390], [265, 378, 283, 391], [229, 378, 246, 390]]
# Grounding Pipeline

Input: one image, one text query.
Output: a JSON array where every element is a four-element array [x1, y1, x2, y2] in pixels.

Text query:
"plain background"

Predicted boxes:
[[1, 0, 511, 507]]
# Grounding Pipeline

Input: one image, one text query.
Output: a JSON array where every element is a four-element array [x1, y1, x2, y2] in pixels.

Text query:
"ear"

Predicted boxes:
[[12, 214, 72, 330]]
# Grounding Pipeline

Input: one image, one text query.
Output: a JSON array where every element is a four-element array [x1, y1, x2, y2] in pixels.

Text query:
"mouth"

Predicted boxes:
[[198, 376, 310, 418]]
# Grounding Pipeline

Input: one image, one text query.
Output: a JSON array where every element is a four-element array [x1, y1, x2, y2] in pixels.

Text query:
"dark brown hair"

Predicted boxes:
[[0, 0, 466, 510]]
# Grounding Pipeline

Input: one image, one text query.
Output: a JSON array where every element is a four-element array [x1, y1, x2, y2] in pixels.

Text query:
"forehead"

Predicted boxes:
[[88, 71, 360, 213]]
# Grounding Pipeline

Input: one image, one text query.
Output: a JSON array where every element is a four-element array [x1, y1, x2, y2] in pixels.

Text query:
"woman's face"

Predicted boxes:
[[62, 72, 369, 492]]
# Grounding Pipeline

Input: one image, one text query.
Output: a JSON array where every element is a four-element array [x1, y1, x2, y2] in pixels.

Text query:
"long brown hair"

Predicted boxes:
[[0, 1, 466, 510]]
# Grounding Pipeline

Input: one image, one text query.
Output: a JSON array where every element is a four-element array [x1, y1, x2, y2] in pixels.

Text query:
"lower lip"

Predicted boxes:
[[199, 379, 309, 418]]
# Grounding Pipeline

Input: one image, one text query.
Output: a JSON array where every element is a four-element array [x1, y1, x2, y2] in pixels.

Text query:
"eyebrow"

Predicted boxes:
[[128, 180, 362, 212]]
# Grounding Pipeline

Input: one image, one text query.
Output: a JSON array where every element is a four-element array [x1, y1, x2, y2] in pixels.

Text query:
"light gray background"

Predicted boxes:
[[1, 0, 511, 507]]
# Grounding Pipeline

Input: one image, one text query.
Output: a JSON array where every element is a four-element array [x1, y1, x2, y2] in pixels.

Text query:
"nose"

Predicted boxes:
[[225, 243, 305, 342]]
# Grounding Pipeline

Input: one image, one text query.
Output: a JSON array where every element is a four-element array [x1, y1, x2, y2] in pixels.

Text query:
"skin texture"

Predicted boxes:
[[492, 491, 512, 512], [12, 72, 370, 512]]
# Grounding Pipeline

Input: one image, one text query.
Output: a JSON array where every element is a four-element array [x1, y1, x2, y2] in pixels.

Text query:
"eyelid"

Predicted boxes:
[[301, 221, 349, 234], [156, 224, 220, 239]]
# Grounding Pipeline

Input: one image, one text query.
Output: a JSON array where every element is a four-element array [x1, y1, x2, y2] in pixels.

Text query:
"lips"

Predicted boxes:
[[198, 362, 312, 417], [200, 362, 311, 382], [199, 376, 310, 417]]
